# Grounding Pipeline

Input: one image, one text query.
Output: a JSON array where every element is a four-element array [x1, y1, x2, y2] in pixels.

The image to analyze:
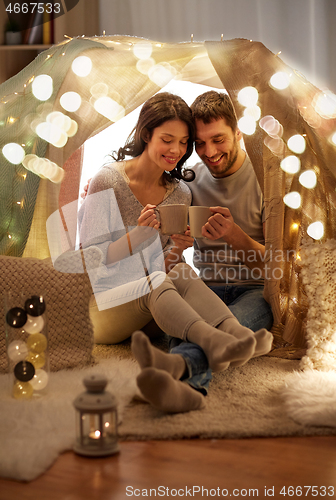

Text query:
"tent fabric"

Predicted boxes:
[[0, 38, 106, 257], [205, 39, 336, 347], [1, 35, 336, 348]]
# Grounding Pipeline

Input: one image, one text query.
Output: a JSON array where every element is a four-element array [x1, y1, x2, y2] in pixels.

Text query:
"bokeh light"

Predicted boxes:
[[283, 191, 301, 209], [94, 97, 125, 122], [270, 72, 290, 90], [237, 86, 258, 107], [72, 56, 92, 77], [287, 134, 306, 154], [90, 83, 109, 98], [148, 63, 175, 87], [313, 91, 336, 119], [36, 122, 68, 148], [2, 142, 25, 164], [32, 75, 53, 101], [307, 221, 324, 240], [264, 136, 285, 156], [238, 116, 256, 135], [60, 92, 82, 112], [136, 58, 155, 75], [133, 42, 153, 60], [299, 170, 317, 189], [280, 155, 301, 174], [244, 105, 261, 121], [259, 115, 283, 137]]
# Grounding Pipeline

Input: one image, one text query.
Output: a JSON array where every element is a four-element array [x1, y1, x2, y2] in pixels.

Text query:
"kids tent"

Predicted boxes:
[[1, 35, 336, 365]]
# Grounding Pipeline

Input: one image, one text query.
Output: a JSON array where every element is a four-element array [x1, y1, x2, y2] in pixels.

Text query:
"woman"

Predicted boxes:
[[79, 93, 272, 413]]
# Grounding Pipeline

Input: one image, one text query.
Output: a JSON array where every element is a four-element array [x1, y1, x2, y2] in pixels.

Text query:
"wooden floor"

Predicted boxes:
[[1, 436, 336, 500]]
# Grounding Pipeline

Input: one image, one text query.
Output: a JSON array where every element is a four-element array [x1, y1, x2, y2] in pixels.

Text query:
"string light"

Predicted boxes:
[[307, 222, 324, 240], [237, 86, 258, 107], [2, 143, 25, 164], [32, 75, 53, 101], [283, 192, 301, 209], [299, 170, 317, 189], [287, 134, 306, 154], [280, 156, 301, 174], [270, 72, 290, 90], [72, 56, 92, 77], [238, 116, 256, 135]]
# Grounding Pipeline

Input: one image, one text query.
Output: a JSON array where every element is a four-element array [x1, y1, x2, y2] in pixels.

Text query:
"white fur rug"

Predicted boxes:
[[0, 357, 139, 482], [2, 351, 336, 483], [281, 369, 336, 427]]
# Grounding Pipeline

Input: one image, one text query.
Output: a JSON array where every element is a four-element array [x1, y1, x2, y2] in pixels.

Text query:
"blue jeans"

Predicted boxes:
[[169, 285, 273, 395], [209, 285, 273, 331]]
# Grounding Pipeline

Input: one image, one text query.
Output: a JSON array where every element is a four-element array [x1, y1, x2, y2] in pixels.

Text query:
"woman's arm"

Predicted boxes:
[[106, 204, 160, 265], [164, 228, 194, 272]]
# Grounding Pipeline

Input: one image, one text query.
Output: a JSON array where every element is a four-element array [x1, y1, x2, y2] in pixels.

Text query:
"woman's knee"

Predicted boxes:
[[167, 262, 200, 294]]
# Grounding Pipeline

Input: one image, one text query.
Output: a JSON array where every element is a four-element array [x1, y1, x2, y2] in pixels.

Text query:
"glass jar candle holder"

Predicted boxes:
[[4, 291, 49, 399]]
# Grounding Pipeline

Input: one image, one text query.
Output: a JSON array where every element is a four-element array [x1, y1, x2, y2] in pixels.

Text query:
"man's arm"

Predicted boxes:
[[202, 206, 266, 275]]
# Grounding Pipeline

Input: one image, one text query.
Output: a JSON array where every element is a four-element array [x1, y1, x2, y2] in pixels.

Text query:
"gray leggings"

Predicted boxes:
[[90, 262, 234, 344]]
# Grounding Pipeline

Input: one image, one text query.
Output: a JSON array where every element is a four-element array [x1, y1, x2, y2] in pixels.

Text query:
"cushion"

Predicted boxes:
[[0, 247, 102, 373]]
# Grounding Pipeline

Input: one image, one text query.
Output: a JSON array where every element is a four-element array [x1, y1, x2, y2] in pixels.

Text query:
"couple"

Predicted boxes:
[[79, 91, 273, 414]]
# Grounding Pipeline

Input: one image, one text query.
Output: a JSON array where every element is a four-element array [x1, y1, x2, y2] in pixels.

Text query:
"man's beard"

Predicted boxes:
[[208, 139, 239, 178]]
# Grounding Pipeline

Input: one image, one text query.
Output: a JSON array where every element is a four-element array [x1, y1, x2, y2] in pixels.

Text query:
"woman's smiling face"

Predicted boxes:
[[144, 119, 189, 172]]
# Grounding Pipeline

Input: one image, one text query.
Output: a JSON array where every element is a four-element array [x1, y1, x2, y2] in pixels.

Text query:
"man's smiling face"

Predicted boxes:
[[195, 118, 243, 178]]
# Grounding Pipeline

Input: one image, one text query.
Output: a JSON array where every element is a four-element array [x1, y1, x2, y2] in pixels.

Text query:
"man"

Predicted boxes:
[[188, 90, 273, 332]]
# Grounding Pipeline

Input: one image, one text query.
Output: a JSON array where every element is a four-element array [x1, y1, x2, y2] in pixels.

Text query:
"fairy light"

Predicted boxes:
[[237, 87, 259, 107], [133, 42, 153, 60], [287, 134, 306, 154], [71, 56, 92, 77], [60, 92, 82, 112], [313, 91, 336, 119], [2, 143, 25, 164], [238, 116, 256, 135], [270, 72, 290, 90], [32, 75, 53, 101], [331, 132, 336, 145], [307, 221, 324, 240], [283, 191, 301, 209], [299, 170, 317, 189], [280, 156, 301, 174], [93, 97, 125, 122], [243, 105, 261, 121]]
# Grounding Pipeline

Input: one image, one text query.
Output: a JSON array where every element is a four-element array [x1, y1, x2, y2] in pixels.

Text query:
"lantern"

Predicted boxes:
[[73, 374, 119, 457]]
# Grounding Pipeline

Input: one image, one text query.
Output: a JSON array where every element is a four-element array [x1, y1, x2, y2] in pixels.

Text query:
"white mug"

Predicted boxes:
[[157, 204, 188, 235], [189, 206, 212, 238]]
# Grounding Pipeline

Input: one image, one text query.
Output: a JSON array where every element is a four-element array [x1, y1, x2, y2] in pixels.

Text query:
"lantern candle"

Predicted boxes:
[[73, 374, 119, 457]]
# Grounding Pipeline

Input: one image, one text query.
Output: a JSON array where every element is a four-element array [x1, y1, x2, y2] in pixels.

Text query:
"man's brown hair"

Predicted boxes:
[[191, 91, 238, 131]]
